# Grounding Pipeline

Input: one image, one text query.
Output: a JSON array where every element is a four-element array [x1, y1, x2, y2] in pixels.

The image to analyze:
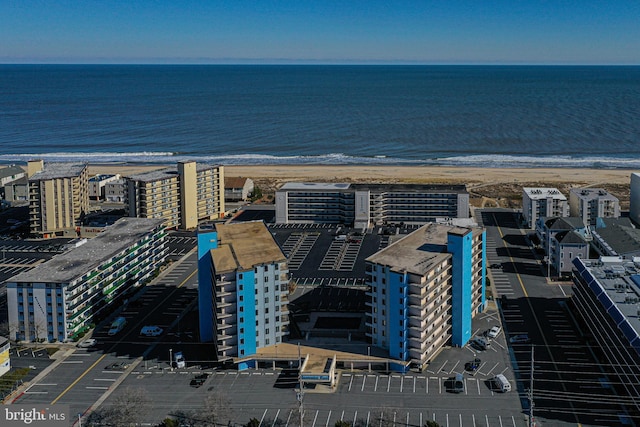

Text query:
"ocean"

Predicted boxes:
[[1, 64, 639, 168]]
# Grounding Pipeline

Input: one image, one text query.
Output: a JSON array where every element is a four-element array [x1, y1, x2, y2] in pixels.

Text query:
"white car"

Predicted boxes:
[[487, 326, 501, 339], [77, 338, 97, 348]]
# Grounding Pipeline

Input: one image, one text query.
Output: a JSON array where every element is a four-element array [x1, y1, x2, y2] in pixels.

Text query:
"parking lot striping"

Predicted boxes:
[[386, 376, 391, 392], [24, 391, 48, 394], [348, 374, 354, 391], [61, 360, 84, 364], [325, 410, 332, 427], [85, 386, 109, 390], [374, 376, 379, 391], [361, 375, 366, 391], [448, 361, 459, 374], [69, 353, 92, 356]]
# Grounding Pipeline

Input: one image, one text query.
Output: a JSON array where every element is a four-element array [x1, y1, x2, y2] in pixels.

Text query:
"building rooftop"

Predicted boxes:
[[29, 163, 86, 181], [545, 216, 586, 230], [6, 218, 164, 284], [279, 182, 467, 193], [366, 223, 480, 275], [125, 167, 178, 182], [523, 187, 567, 200], [555, 230, 587, 245], [126, 163, 220, 182], [592, 220, 640, 258], [280, 182, 352, 191], [570, 188, 618, 201], [574, 257, 640, 351], [225, 177, 251, 189], [211, 221, 286, 272], [0, 165, 25, 179], [89, 174, 118, 182]]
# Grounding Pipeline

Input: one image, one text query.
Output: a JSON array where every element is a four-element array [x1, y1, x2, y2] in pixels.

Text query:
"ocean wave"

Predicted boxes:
[[428, 155, 640, 169], [1, 152, 640, 169]]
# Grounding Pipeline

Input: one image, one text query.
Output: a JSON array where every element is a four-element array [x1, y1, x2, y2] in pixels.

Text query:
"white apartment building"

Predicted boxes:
[[522, 187, 569, 229], [569, 188, 619, 226]]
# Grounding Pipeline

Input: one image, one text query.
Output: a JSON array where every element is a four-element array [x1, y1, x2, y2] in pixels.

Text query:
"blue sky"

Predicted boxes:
[[1, 0, 639, 64]]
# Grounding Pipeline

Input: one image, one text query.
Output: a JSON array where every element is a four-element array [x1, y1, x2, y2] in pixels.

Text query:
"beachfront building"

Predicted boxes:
[[197, 221, 290, 363], [275, 183, 469, 228], [569, 188, 620, 226], [89, 174, 121, 201], [571, 257, 640, 415], [4, 176, 28, 203], [225, 177, 254, 202], [522, 187, 569, 229], [126, 161, 225, 230], [5, 218, 167, 342], [365, 223, 486, 371], [105, 178, 127, 203], [0, 164, 25, 187], [27, 160, 90, 238]]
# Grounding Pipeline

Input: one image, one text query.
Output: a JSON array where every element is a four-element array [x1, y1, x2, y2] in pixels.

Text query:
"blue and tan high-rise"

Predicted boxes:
[[198, 221, 290, 363], [365, 223, 485, 371]]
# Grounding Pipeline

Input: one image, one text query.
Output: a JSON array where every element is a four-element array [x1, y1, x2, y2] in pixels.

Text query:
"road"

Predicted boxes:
[[479, 208, 633, 426]]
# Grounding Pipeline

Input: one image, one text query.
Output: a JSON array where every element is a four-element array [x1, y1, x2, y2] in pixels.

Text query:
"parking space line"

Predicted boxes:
[[361, 375, 366, 392], [325, 410, 331, 427]]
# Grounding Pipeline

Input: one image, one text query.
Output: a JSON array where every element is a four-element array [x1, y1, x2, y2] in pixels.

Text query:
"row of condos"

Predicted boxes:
[[127, 161, 225, 230], [365, 223, 486, 371], [571, 257, 640, 414], [6, 218, 167, 342], [197, 221, 290, 364], [27, 160, 90, 238], [275, 183, 469, 228]]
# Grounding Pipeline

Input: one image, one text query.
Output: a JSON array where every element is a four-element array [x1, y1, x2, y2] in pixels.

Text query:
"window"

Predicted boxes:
[[239, 307, 244, 312], [238, 284, 243, 291], [240, 338, 244, 344], [239, 295, 244, 302], [265, 338, 270, 345], [255, 289, 259, 295], [239, 317, 244, 323], [256, 330, 259, 336], [265, 328, 270, 334], [264, 297, 269, 304], [240, 328, 244, 334]]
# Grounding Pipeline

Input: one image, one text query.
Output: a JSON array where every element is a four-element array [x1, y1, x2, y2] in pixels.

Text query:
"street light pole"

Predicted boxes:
[[169, 348, 173, 371]]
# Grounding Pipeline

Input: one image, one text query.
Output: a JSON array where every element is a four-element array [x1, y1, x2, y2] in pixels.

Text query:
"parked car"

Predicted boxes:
[[451, 373, 465, 393], [471, 336, 490, 350], [77, 338, 97, 348], [487, 326, 501, 339], [510, 334, 531, 344], [464, 358, 481, 372], [190, 373, 209, 388], [490, 263, 502, 269], [105, 362, 130, 371]]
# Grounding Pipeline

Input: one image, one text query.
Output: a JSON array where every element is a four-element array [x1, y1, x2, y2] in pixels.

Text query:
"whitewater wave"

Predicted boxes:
[[1, 152, 640, 169]]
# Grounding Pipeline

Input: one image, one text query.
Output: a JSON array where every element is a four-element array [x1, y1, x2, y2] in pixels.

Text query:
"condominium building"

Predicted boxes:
[[126, 161, 224, 230], [0, 337, 10, 377], [197, 221, 290, 364], [27, 160, 90, 238], [6, 218, 167, 342], [365, 223, 486, 371], [522, 187, 569, 229], [225, 177, 254, 202], [569, 188, 619, 226], [89, 174, 121, 200], [572, 257, 640, 416], [275, 183, 469, 228]]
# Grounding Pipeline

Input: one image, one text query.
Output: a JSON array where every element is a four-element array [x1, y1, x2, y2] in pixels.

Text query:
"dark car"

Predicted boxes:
[[464, 358, 481, 372], [105, 362, 130, 371], [490, 263, 502, 269], [190, 373, 209, 388]]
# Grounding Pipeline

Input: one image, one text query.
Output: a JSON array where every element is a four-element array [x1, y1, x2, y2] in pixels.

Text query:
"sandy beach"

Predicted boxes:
[[88, 164, 634, 186], [84, 163, 634, 209]]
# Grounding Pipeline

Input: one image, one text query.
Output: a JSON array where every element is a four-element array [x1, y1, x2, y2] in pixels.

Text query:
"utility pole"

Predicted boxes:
[[529, 346, 535, 427], [297, 342, 304, 427]]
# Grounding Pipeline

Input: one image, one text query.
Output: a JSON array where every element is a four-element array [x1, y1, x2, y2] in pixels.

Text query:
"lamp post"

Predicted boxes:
[[77, 413, 82, 427], [169, 348, 173, 371]]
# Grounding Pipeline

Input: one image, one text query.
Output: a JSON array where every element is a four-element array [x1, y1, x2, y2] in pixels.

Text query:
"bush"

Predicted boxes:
[[335, 421, 351, 427], [245, 418, 260, 427]]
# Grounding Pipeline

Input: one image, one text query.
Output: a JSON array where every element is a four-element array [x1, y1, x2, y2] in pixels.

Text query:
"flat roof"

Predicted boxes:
[[7, 218, 164, 284], [575, 257, 640, 349], [279, 182, 467, 193], [0, 165, 25, 179], [365, 223, 480, 275], [523, 187, 566, 200], [126, 163, 220, 182], [29, 163, 86, 181], [280, 182, 352, 191], [126, 167, 178, 182], [212, 221, 286, 272], [569, 188, 618, 201]]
